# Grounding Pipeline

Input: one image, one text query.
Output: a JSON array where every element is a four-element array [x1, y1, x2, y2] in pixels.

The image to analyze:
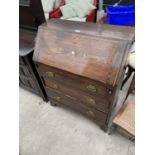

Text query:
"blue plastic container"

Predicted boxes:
[[106, 5, 135, 26]]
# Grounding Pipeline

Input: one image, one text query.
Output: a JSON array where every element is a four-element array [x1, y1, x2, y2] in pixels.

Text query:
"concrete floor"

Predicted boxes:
[[19, 84, 134, 155]]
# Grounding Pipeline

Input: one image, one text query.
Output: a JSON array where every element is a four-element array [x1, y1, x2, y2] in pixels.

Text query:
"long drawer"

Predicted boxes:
[[37, 64, 107, 98], [43, 76, 110, 113], [46, 87, 108, 125]]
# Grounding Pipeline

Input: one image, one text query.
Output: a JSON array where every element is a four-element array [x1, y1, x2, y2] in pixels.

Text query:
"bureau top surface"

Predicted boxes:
[[19, 28, 36, 56], [33, 19, 135, 86]]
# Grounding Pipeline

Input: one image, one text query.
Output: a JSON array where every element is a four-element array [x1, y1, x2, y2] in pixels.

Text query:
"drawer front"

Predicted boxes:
[[38, 64, 106, 98], [43, 77, 109, 113], [46, 88, 107, 125]]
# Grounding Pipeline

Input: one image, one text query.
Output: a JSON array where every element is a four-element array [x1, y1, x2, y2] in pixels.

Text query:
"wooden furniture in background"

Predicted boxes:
[[19, 0, 47, 101], [113, 95, 135, 138]]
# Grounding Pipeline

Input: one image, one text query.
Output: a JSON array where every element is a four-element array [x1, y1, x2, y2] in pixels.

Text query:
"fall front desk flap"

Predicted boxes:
[[33, 19, 134, 86]]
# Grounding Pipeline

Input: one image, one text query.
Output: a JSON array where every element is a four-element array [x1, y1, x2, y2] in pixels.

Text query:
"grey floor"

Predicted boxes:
[[19, 74, 135, 155]]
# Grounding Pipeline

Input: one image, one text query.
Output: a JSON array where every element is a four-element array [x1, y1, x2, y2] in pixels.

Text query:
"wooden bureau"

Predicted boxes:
[[33, 19, 134, 131]]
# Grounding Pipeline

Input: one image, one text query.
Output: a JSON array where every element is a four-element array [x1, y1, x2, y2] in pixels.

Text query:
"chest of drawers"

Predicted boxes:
[[33, 19, 134, 131]]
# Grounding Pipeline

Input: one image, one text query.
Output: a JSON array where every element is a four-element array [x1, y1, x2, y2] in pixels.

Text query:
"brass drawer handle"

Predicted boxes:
[[52, 83, 58, 89], [86, 97, 96, 106], [46, 71, 61, 78], [50, 83, 58, 89], [65, 94, 77, 101], [86, 111, 95, 117], [86, 85, 97, 92], [46, 71, 54, 78], [72, 36, 80, 44], [53, 96, 61, 101]]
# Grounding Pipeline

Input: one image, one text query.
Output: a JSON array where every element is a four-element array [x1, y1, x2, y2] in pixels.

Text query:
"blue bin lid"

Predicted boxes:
[[106, 5, 135, 14]]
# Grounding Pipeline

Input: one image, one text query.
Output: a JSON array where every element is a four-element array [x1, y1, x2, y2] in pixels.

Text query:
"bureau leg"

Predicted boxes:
[[50, 100, 58, 106], [107, 124, 117, 135], [129, 136, 135, 142], [42, 96, 48, 102], [100, 125, 108, 132]]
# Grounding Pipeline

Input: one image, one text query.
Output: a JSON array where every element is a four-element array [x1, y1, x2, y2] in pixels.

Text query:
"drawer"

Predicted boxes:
[[43, 78, 109, 113], [46, 88, 107, 125], [37, 64, 106, 98]]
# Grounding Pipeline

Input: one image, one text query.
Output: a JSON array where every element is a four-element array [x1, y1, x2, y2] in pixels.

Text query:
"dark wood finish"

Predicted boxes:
[[19, 1, 47, 101], [33, 19, 135, 131], [19, 28, 35, 55], [19, 29, 47, 101], [19, 0, 45, 30], [34, 20, 134, 86], [38, 64, 107, 98], [39, 66, 110, 113], [19, 0, 30, 6], [47, 88, 107, 124]]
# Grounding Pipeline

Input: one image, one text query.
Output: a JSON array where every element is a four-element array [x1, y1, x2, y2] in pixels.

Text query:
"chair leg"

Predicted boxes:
[[121, 66, 134, 89]]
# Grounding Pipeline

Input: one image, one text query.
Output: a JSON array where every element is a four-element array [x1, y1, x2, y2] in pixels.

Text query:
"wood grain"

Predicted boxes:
[[33, 19, 135, 131]]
